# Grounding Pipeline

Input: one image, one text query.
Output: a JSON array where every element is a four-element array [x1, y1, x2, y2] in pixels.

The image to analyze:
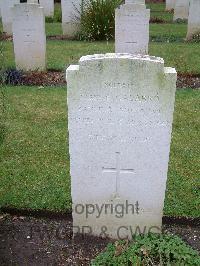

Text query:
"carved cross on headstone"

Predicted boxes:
[[102, 152, 135, 198]]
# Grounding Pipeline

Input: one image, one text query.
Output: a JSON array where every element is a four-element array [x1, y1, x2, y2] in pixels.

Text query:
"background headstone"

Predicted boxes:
[[186, 0, 200, 40], [166, 0, 175, 10], [173, 0, 189, 21], [12, 3, 46, 71], [67, 54, 177, 239], [1, 0, 20, 34], [61, 0, 82, 38], [115, 1, 150, 54], [27, 0, 39, 3], [39, 0, 54, 17]]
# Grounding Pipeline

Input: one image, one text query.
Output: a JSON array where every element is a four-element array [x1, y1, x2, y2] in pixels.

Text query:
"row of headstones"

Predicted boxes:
[[166, 0, 200, 38], [0, 0, 54, 34], [3, 0, 200, 72], [1, 0, 200, 38], [0, 0, 80, 38]]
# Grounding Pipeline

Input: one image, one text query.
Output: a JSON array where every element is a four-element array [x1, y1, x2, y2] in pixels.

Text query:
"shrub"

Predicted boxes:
[[3, 68, 23, 85], [91, 233, 200, 265], [190, 32, 200, 43], [45, 16, 54, 23], [174, 18, 187, 24], [54, 4, 62, 22], [79, 0, 122, 41]]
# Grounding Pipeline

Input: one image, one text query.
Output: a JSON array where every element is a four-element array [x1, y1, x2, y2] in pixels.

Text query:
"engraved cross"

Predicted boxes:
[[102, 152, 135, 198]]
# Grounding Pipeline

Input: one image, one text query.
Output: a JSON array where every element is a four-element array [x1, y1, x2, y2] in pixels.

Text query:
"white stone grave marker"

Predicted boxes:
[[166, 0, 175, 11], [186, 0, 200, 40], [67, 53, 177, 239], [115, 1, 150, 54], [1, 0, 20, 34], [173, 0, 189, 21], [39, 0, 54, 17], [12, 3, 46, 71], [61, 0, 82, 38]]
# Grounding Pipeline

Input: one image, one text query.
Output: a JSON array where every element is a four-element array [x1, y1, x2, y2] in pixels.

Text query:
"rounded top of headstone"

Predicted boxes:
[[79, 53, 164, 64], [125, 0, 145, 4]]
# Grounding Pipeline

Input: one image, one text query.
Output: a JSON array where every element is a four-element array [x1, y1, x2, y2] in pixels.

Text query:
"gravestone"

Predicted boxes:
[[39, 0, 54, 17], [27, 0, 39, 3], [186, 0, 200, 40], [12, 3, 46, 71], [67, 54, 177, 239], [1, 0, 20, 34], [166, 0, 175, 10], [115, 0, 150, 55], [173, 0, 189, 21], [61, 0, 81, 37]]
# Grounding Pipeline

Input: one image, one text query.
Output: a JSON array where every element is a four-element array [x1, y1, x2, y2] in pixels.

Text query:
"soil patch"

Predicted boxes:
[[16, 71, 200, 89], [0, 214, 199, 266]]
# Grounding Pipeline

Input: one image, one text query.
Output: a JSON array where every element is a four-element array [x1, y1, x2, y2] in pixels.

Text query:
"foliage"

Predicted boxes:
[[3, 68, 23, 85], [45, 16, 54, 23], [91, 233, 200, 266], [150, 34, 183, 43], [174, 18, 188, 24], [79, 0, 122, 41], [190, 32, 200, 43], [54, 3, 62, 23]]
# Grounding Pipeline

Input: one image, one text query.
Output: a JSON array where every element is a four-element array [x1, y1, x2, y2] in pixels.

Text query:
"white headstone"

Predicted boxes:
[[125, 0, 145, 3], [173, 0, 189, 21], [166, 0, 175, 11], [39, 0, 54, 17], [67, 53, 177, 240], [12, 4, 46, 71], [61, 0, 81, 38], [186, 0, 200, 40], [27, 0, 39, 3], [115, 1, 150, 55], [1, 0, 20, 34]]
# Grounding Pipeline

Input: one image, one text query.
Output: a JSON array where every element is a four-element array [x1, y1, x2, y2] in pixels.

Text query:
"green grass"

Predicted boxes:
[[150, 24, 187, 40], [45, 22, 62, 36], [0, 86, 71, 211], [44, 23, 187, 39], [148, 3, 174, 23], [0, 86, 199, 217], [1, 40, 200, 74]]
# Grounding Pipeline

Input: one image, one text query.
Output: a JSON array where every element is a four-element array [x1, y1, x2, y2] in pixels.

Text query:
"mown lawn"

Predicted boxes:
[[45, 23, 187, 38], [0, 86, 199, 217], [2, 40, 200, 74]]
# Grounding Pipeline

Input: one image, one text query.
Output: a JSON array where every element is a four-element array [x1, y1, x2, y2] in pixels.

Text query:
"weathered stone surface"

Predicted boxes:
[[1, 0, 20, 34], [166, 0, 175, 11], [186, 0, 200, 40], [173, 0, 189, 21], [12, 4, 46, 71], [115, 2, 150, 55], [67, 53, 177, 239], [61, 0, 81, 38], [27, 0, 39, 3], [39, 0, 54, 17]]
